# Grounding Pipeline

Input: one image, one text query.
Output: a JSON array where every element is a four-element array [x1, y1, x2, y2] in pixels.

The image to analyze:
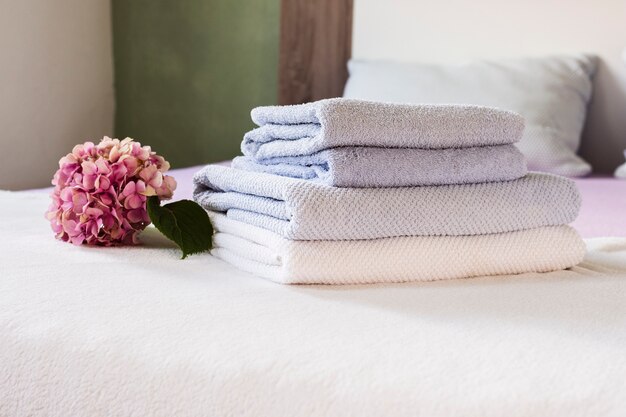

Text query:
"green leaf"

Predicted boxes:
[[146, 196, 212, 259]]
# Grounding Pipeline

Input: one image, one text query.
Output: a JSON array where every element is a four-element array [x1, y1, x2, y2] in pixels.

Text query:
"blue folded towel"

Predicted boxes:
[[240, 98, 526, 187], [246, 99, 524, 155], [193, 165, 580, 241], [232, 145, 527, 187]]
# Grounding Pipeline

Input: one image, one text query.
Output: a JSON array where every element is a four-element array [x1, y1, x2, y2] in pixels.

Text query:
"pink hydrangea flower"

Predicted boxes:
[[46, 137, 177, 246]]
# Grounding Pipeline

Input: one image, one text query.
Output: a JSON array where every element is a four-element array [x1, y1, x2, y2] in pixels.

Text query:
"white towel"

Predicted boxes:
[[209, 213, 586, 284]]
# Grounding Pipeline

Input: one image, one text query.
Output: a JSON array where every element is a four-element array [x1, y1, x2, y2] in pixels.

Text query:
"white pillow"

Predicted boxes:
[[615, 151, 626, 179], [344, 55, 597, 177]]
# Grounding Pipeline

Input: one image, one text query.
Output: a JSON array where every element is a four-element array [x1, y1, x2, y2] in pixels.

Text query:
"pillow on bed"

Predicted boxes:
[[343, 55, 597, 177]]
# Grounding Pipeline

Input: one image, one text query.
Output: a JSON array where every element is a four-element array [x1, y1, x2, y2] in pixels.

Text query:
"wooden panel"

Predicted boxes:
[[278, 0, 353, 105]]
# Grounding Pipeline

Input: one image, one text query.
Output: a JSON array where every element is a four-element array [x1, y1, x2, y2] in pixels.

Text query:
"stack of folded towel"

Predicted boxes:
[[193, 98, 585, 284]]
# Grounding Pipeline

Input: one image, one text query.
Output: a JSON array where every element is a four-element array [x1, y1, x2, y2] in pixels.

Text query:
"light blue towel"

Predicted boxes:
[[193, 165, 580, 241], [240, 98, 526, 187], [245, 99, 525, 157], [232, 145, 527, 187], [242, 98, 524, 154]]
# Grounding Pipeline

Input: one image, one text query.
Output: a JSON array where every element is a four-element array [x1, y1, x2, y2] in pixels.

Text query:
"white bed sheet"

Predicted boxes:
[[1, 191, 626, 417]]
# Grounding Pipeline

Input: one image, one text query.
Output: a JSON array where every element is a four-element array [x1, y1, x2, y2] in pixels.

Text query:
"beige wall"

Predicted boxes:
[[0, 0, 114, 190], [353, 0, 626, 173]]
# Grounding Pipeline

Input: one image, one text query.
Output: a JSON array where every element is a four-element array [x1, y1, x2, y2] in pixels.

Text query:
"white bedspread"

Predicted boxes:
[[1, 191, 626, 417]]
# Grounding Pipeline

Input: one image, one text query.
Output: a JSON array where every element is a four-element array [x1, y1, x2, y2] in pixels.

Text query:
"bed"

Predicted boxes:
[[2, 166, 626, 416], [4, 0, 626, 415]]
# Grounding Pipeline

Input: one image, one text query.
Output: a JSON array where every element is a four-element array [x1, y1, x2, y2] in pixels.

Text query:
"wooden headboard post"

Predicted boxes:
[[278, 0, 353, 105]]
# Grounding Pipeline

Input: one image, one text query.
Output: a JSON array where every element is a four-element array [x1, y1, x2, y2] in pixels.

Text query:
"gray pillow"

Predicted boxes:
[[344, 55, 597, 176]]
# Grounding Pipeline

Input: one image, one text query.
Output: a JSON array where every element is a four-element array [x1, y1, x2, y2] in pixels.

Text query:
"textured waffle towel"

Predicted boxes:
[[232, 145, 527, 187], [244, 99, 525, 161], [193, 165, 581, 240], [209, 213, 586, 284]]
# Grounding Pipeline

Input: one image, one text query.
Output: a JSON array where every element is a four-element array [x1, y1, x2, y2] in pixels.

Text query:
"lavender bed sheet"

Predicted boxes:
[[570, 176, 626, 238], [28, 164, 626, 238]]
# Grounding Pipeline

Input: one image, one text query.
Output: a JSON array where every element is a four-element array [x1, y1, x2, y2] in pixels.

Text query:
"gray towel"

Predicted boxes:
[[243, 98, 525, 161], [193, 165, 580, 241], [232, 145, 527, 187]]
